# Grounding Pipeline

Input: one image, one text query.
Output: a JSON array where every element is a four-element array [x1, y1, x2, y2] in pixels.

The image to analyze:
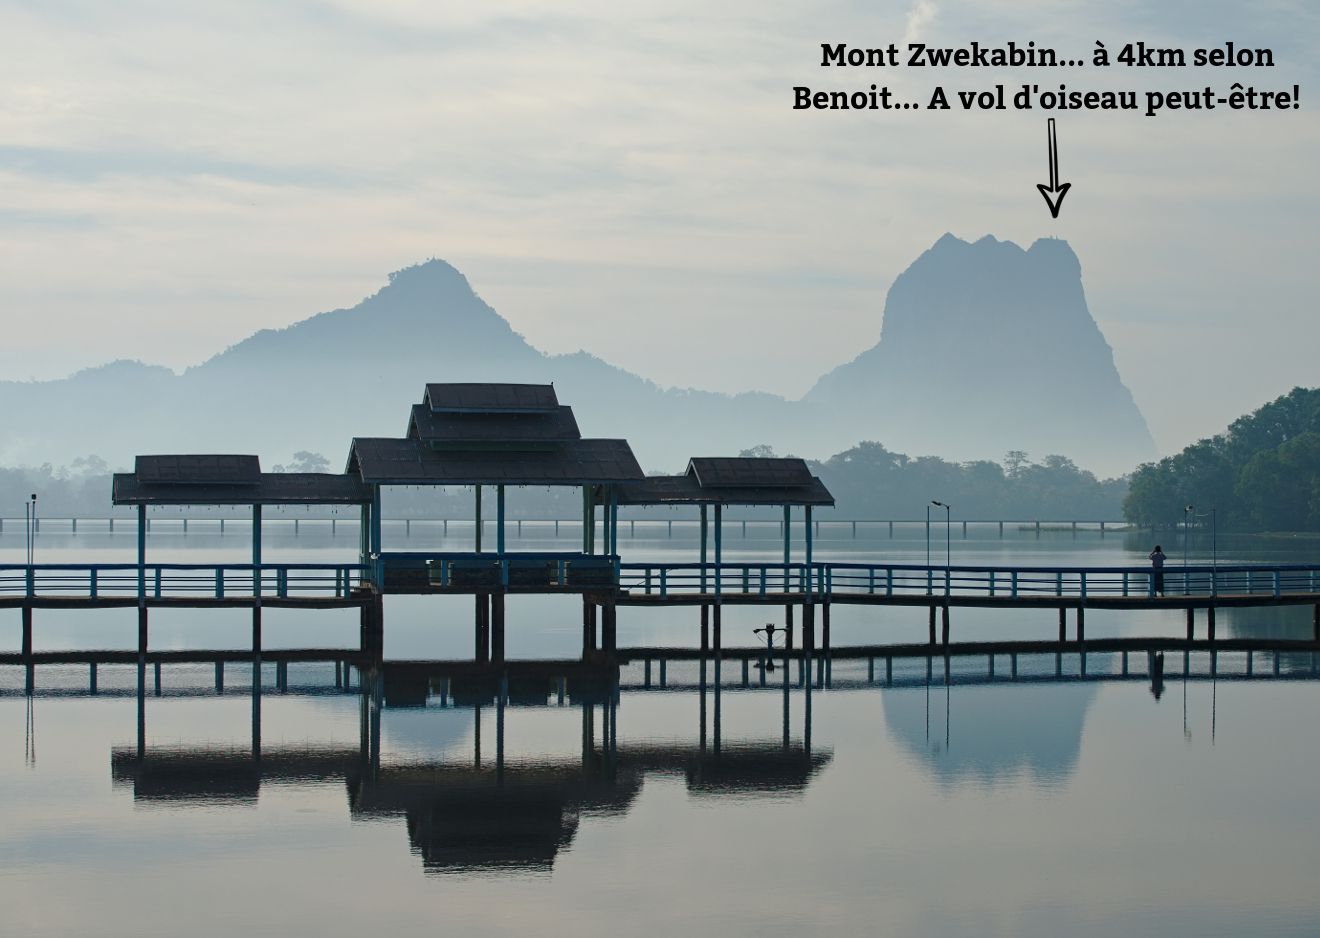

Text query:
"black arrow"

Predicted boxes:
[[1036, 118, 1070, 218]]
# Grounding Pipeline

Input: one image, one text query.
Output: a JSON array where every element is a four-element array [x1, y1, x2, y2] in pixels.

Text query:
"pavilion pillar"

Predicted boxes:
[[496, 484, 505, 555], [252, 503, 263, 601], [582, 487, 591, 553], [369, 485, 382, 586], [714, 504, 723, 659], [714, 504, 723, 599], [609, 487, 619, 556], [474, 484, 483, 553], [137, 504, 147, 602], [782, 504, 791, 596], [805, 506, 814, 587], [804, 506, 814, 660], [700, 505, 708, 594], [359, 503, 370, 572]]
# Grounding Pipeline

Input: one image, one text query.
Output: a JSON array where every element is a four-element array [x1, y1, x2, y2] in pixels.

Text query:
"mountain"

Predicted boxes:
[[806, 234, 1155, 471], [0, 260, 809, 472], [0, 236, 1154, 475]]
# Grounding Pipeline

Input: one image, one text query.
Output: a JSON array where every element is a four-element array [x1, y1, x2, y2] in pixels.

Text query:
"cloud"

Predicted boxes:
[[0, 0, 1317, 455], [902, 0, 937, 46]]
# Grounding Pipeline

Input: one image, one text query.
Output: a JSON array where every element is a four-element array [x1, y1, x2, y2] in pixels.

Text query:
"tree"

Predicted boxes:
[[1124, 387, 1320, 531], [273, 451, 331, 473]]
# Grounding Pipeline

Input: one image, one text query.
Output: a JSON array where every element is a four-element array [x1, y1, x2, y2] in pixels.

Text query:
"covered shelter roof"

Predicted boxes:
[[112, 471, 372, 506], [406, 404, 581, 447], [687, 457, 815, 488], [596, 457, 833, 507], [135, 454, 261, 485], [346, 437, 643, 486], [423, 383, 559, 414]]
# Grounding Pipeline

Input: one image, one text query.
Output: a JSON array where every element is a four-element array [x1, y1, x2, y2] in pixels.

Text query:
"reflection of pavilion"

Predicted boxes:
[[110, 660, 832, 874]]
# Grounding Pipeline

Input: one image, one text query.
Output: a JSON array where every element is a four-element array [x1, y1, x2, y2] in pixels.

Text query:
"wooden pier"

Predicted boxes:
[[3, 558, 1319, 665], [5, 383, 1313, 664]]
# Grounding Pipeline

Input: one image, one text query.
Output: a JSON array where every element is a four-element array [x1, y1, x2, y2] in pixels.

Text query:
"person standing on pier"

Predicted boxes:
[[1149, 545, 1167, 595]]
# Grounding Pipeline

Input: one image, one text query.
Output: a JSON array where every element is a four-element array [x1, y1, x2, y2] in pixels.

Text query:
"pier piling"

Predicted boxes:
[[475, 594, 490, 663], [491, 592, 506, 663]]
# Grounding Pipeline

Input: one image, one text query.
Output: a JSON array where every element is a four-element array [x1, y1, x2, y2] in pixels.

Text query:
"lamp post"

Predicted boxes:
[[1184, 504, 1194, 570], [25, 492, 37, 566], [925, 503, 932, 595], [1202, 508, 1217, 570], [925, 503, 932, 570], [931, 500, 951, 567], [1190, 506, 1218, 592]]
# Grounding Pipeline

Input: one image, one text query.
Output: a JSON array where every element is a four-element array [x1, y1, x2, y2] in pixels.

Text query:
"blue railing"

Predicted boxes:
[[618, 562, 1320, 600], [2, 560, 1317, 601], [0, 563, 366, 599]]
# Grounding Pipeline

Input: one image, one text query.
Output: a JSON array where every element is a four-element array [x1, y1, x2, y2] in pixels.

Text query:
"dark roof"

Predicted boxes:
[[601, 473, 834, 507], [347, 437, 643, 485], [113, 473, 371, 505], [687, 457, 814, 488], [406, 404, 581, 445], [135, 454, 261, 485], [423, 383, 559, 414]]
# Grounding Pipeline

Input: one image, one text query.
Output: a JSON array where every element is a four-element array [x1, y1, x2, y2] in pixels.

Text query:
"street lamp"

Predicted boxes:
[[931, 500, 951, 568], [24, 492, 37, 566], [1188, 505, 1218, 592], [1184, 504, 1194, 570]]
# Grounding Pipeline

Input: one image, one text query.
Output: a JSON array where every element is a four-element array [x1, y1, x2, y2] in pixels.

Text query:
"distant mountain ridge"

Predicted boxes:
[[0, 236, 1155, 475], [807, 234, 1155, 469]]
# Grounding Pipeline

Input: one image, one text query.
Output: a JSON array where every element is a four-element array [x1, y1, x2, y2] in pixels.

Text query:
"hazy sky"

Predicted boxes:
[[1, 0, 1317, 456]]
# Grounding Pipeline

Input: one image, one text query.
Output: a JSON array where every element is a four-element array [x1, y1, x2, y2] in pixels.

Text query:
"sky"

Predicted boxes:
[[1, 0, 1317, 457]]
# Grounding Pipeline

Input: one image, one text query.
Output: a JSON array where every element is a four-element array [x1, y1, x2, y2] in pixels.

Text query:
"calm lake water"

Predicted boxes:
[[3, 524, 1320, 936]]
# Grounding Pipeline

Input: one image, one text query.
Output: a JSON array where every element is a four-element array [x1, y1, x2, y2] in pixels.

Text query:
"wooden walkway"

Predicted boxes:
[[2, 558, 1318, 663]]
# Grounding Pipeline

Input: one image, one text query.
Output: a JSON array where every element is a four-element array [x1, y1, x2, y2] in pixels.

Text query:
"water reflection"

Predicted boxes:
[[11, 645, 1318, 878], [105, 658, 833, 875]]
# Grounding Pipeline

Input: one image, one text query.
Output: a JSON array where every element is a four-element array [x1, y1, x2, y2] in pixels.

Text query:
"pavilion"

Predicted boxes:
[[111, 384, 835, 605]]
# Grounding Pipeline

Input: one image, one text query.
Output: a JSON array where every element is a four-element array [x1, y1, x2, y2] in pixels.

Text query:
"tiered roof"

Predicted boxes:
[[347, 383, 643, 485]]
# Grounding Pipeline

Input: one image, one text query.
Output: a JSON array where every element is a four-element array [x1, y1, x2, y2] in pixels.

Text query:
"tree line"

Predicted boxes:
[[1123, 387, 1320, 531], [0, 445, 1127, 520]]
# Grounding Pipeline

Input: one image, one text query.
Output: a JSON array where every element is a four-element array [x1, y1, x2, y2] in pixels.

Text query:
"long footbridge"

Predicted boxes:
[[3, 557, 1319, 664], [7, 384, 1315, 661]]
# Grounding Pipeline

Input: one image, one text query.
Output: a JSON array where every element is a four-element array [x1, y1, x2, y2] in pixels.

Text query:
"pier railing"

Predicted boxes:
[[2, 560, 1317, 602], [0, 563, 366, 600], [618, 561, 1320, 600]]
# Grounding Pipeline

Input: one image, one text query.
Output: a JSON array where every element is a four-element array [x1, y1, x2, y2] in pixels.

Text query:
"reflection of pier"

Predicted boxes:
[[104, 656, 830, 874], [10, 640, 1311, 873]]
